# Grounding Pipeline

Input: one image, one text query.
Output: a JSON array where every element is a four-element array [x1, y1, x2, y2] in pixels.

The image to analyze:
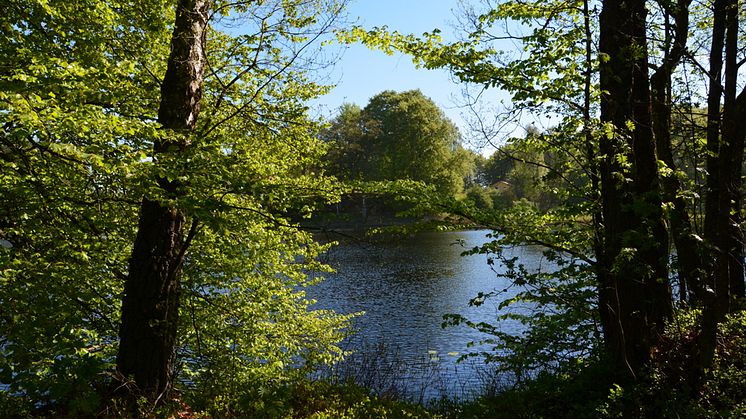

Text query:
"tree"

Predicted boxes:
[[321, 103, 372, 180], [343, 0, 745, 381], [699, 0, 746, 368], [323, 90, 475, 196], [1, 0, 349, 412], [481, 148, 515, 186], [597, 0, 672, 375], [115, 0, 210, 398]]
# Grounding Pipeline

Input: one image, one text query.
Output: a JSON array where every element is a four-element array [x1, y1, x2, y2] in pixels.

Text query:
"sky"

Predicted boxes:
[[311, 0, 483, 148]]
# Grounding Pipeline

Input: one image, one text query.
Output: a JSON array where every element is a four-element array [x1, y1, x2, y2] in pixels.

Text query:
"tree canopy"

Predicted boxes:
[[1, 0, 350, 413], [322, 90, 477, 197]]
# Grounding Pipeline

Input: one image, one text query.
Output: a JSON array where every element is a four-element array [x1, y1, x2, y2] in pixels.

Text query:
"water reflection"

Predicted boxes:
[[307, 230, 549, 401]]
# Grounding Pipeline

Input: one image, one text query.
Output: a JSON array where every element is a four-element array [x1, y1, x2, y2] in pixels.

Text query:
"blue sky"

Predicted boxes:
[[312, 1, 470, 141]]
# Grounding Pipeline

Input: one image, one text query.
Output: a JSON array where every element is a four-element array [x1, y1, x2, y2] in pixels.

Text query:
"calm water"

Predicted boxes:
[[307, 230, 549, 401]]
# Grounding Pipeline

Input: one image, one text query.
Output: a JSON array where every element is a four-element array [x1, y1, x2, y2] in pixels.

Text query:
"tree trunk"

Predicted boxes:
[[727, 85, 746, 300], [583, 0, 604, 303], [598, 0, 671, 378], [713, 0, 744, 318], [703, 0, 726, 244], [117, 0, 209, 400], [650, 0, 701, 305], [701, 0, 744, 370]]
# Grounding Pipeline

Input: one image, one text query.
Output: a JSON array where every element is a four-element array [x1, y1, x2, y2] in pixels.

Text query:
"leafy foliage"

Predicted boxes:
[[321, 90, 477, 197], [2, 0, 745, 415], [446, 310, 746, 419], [442, 198, 599, 381], [1, 0, 351, 413], [1, 0, 170, 411]]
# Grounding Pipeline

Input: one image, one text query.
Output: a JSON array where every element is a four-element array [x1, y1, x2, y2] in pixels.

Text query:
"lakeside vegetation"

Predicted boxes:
[[2, 0, 746, 417]]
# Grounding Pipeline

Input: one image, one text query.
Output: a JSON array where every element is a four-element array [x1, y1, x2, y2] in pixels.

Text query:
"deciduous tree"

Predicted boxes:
[[342, 0, 745, 380], [323, 89, 475, 196], [1, 0, 350, 412]]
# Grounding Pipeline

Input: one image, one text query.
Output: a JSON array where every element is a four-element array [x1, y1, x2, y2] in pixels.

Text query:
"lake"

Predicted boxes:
[[306, 229, 549, 402]]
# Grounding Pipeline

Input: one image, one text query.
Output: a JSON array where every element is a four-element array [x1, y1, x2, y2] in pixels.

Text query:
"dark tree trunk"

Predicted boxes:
[[650, 0, 701, 305], [117, 0, 209, 400], [713, 0, 744, 318], [726, 85, 746, 303], [598, 0, 672, 378], [583, 0, 604, 288], [699, 0, 727, 375], [703, 0, 726, 244], [701, 0, 744, 370]]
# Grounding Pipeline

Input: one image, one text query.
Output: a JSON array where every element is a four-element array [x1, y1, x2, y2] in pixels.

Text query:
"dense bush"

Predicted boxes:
[[441, 309, 746, 419]]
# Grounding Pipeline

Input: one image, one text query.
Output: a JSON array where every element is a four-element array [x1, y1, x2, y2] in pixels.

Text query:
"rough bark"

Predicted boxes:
[[598, 0, 672, 378], [701, 0, 744, 369], [650, 0, 701, 305], [713, 0, 744, 318], [703, 0, 726, 243], [116, 0, 209, 400]]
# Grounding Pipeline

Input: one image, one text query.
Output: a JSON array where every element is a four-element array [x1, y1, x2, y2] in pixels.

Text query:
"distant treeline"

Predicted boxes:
[[319, 89, 565, 218]]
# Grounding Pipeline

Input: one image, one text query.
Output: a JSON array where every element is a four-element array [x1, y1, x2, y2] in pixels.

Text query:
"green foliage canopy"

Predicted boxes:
[[322, 90, 476, 196], [0, 0, 351, 413]]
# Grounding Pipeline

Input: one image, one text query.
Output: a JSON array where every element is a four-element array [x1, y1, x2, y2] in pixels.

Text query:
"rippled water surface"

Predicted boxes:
[[307, 230, 548, 401]]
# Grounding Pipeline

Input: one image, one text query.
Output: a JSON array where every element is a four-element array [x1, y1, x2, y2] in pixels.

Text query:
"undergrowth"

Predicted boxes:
[[2, 309, 744, 418]]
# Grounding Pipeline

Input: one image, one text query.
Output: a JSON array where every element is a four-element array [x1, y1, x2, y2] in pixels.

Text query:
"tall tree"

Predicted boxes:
[[710, 0, 745, 317], [115, 0, 209, 399], [700, 0, 746, 368], [1, 0, 350, 412], [1, 0, 174, 408], [649, 0, 701, 304], [597, 0, 671, 376], [321, 103, 372, 180], [323, 90, 474, 196]]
